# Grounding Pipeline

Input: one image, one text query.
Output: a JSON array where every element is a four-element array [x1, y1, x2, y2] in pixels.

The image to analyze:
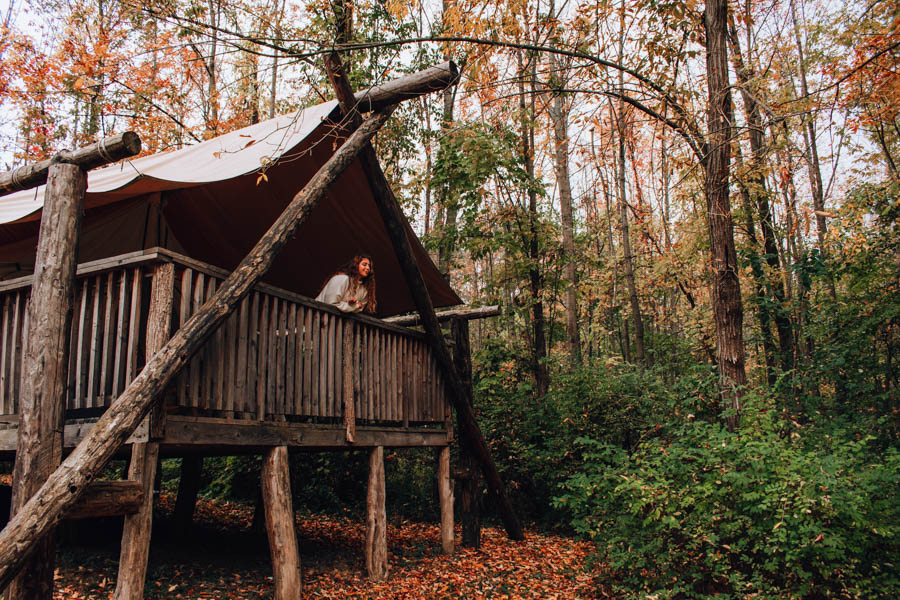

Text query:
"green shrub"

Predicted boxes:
[[556, 399, 900, 598], [472, 340, 714, 524]]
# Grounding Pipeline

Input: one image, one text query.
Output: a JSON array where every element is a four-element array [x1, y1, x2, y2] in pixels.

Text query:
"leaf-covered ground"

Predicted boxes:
[[51, 494, 604, 599]]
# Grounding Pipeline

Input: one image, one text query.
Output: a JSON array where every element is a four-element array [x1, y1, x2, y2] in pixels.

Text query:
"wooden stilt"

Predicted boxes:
[[261, 446, 301, 600], [114, 262, 174, 600], [173, 456, 204, 534], [366, 446, 388, 581], [342, 322, 356, 442], [112, 441, 159, 600], [438, 446, 454, 554], [6, 161, 86, 600]]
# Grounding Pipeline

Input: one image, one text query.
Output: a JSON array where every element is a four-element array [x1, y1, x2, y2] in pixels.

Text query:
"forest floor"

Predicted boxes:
[[50, 493, 605, 599]]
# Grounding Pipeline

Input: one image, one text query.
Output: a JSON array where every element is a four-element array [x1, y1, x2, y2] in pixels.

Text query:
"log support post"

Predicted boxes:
[[173, 456, 204, 534], [262, 446, 302, 600], [437, 446, 454, 554], [6, 161, 86, 600], [113, 440, 159, 600], [114, 261, 174, 600], [366, 446, 388, 581], [342, 321, 356, 443]]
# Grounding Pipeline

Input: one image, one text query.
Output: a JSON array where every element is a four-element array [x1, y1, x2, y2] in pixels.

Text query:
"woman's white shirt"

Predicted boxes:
[[315, 274, 367, 313]]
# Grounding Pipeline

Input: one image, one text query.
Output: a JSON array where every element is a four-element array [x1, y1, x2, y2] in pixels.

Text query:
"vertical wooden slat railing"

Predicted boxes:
[[0, 249, 449, 430]]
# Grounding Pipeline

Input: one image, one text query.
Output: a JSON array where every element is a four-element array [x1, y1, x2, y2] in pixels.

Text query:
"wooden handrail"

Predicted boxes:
[[0, 247, 426, 341]]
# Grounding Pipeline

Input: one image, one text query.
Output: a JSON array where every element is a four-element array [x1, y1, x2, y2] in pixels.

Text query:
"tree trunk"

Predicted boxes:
[[6, 162, 86, 600], [436, 0, 458, 277], [451, 318, 481, 549], [547, 49, 580, 365], [734, 144, 778, 385], [728, 17, 795, 374], [616, 7, 645, 365], [789, 0, 836, 301], [705, 0, 747, 428], [516, 48, 549, 396]]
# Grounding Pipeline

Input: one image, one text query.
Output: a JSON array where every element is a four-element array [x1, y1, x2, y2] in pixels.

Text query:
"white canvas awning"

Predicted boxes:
[[0, 101, 339, 224], [0, 101, 461, 316]]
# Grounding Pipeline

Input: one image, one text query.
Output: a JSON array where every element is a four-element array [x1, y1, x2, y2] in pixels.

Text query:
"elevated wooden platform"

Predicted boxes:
[[0, 248, 451, 456]]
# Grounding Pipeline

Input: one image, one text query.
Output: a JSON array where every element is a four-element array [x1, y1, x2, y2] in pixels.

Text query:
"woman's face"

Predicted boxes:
[[357, 258, 372, 278]]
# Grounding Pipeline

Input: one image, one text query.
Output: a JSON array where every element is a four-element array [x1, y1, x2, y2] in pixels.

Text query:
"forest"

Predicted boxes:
[[0, 0, 898, 597]]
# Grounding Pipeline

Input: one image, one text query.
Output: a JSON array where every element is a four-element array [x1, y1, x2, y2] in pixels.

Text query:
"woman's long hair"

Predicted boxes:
[[327, 254, 377, 313]]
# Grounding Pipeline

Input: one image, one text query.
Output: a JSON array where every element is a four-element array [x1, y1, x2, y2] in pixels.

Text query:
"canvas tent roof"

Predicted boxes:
[[0, 101, 461, 317]]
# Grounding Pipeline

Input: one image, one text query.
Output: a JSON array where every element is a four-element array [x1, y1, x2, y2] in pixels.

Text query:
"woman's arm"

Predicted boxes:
[[315, 274, 362, 312]]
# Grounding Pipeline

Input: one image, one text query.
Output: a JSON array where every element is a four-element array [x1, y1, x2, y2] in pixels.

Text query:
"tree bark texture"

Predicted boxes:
[[0, 132, 140, 197], [342, 322, 356, 443], [366, 446, 388, 581], [65, 481, 143, 519], [325, 54, 525, 541], [549, 90, 580, 364], [437, 446, 454, 554], [262, 446, 302, 599], [113, 441, 159, 600], [705, 0, 747, 428], [7, 162, 86, 600], [0, 111, 391, 591]]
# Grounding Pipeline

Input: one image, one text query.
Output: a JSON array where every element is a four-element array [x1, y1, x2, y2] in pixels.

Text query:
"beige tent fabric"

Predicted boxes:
[[0, 102, 338, 224], [0, 194, 185, 279], [0, 102, 461, 316]]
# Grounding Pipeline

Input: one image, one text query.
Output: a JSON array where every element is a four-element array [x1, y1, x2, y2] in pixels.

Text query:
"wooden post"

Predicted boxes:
[[0, 111, 390, 590], [366, 446, 388, 581], [451, 318, 481, 548], [173, 456, 204, 534], [6, 161, 86, 600], [437, 446, 454, 554], [342, 321, 355, 442], [148, 263, 175, 440], [262, 446, 301, 600], [325, 54, 525, 541], [114, 261, 174, 600], [112, 440, 159, 600]]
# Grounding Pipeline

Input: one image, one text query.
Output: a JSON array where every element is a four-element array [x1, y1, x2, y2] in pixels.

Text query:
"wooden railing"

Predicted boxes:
[[0, 249, 449, 428]]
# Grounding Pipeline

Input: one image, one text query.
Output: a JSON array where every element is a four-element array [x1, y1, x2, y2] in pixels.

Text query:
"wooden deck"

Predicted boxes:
[[0, 248, 451, 455]]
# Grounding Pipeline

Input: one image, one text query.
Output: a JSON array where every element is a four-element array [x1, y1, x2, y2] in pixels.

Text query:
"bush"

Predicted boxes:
[[472, 339, 715, 524], [556, 398, 900, 598]]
